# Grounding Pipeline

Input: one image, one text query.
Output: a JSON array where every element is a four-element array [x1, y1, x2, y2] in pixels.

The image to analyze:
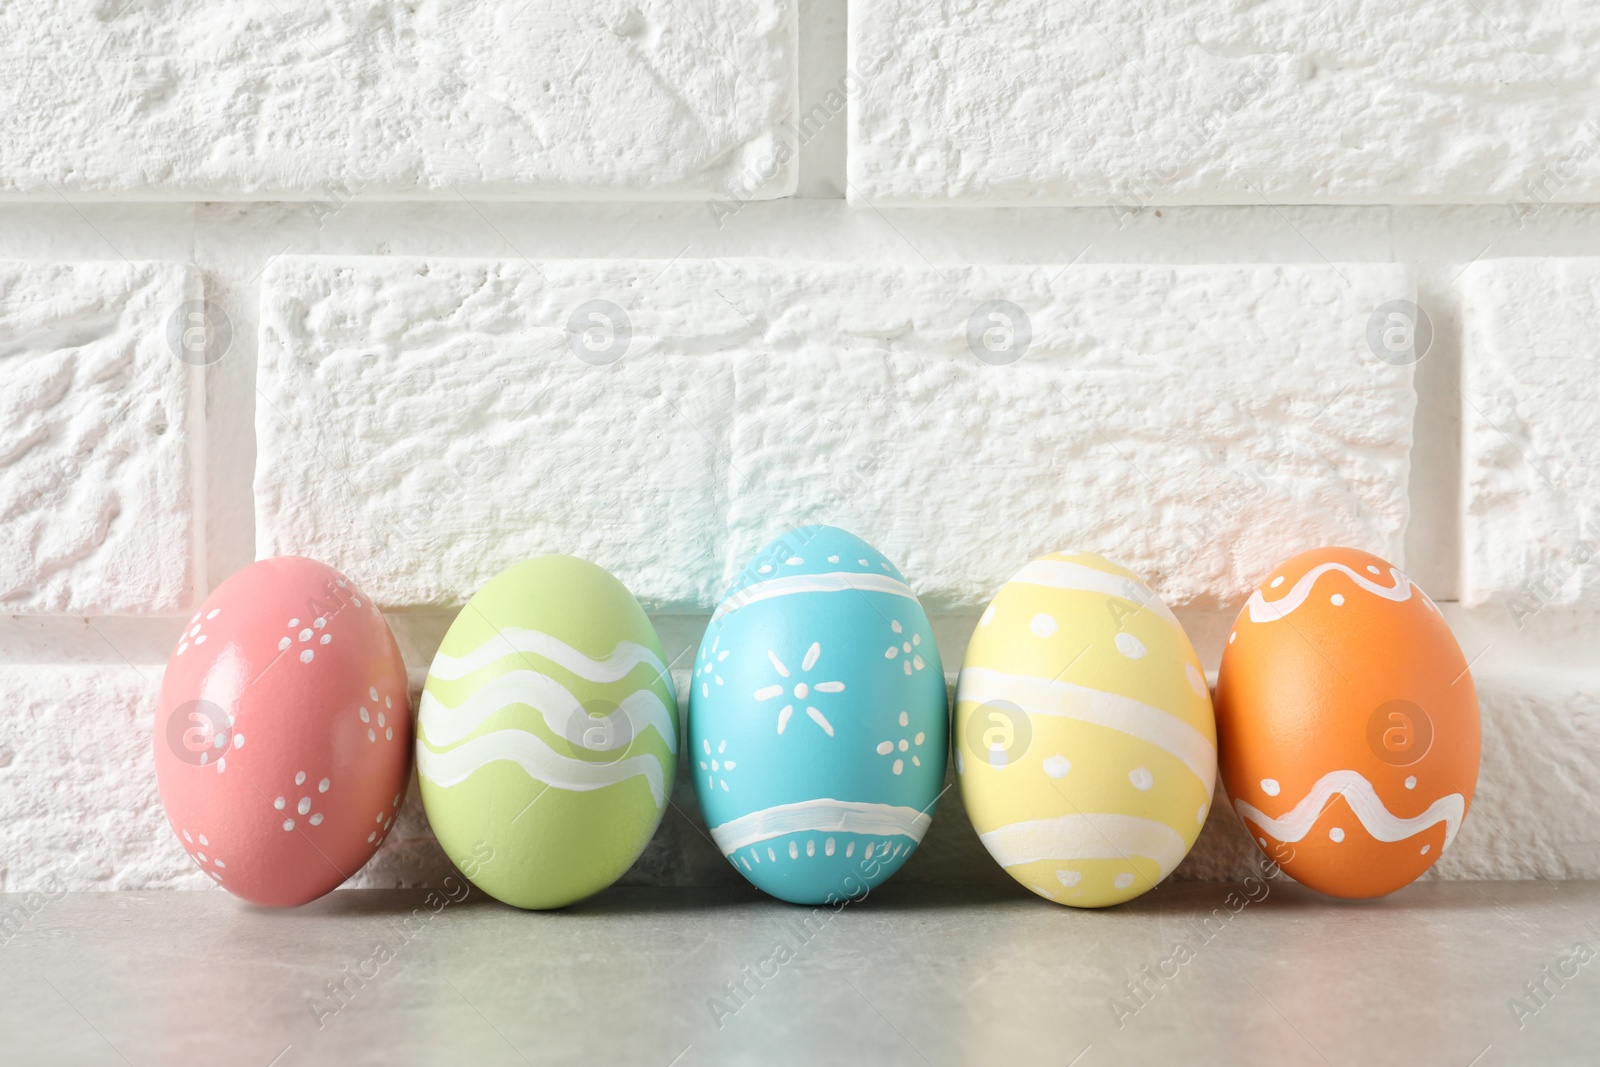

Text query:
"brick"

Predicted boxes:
[[849, 0, 1600, 206], [722, 262, 1417, 611], [258, 258, 1415, 614], [1462, 259, 1600, 611], [0, 1, 796, 201], [0, 665, 203, 892], [254, 256, 737, 611], [1430, 666, 1600, 881], [0, 261, 197, 614]]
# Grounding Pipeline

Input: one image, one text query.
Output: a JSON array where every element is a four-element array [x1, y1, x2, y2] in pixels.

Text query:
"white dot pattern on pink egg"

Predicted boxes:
[[153, 557, 412, 907]]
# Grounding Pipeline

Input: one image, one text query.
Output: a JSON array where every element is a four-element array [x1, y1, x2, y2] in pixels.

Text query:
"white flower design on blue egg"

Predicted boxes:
[[753, 641, 846, 735], [689, 526, 949, 905], [885, 618, 928, 675]]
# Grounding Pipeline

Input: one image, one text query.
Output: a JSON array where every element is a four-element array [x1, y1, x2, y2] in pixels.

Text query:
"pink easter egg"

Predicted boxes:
[[153, 557, 411, 907]]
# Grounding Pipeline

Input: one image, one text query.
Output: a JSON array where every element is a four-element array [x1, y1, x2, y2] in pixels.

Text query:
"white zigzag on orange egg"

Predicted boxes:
[[1245, 562, 1427, 623], [1233, 769, 1464, 850]]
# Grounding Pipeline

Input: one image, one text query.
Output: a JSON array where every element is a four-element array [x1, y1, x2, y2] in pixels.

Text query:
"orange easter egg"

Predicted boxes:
[[1214, 547, 1480, 898]]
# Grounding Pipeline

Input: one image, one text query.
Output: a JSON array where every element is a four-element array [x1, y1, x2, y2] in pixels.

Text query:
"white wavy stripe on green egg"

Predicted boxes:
[[956, 551, 1216, 908], [417, 556, 678, 910]]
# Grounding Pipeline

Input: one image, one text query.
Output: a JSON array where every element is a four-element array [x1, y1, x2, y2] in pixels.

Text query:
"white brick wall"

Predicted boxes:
[[5, 0, 1600, 891], [0, 262, 199, 614], [1462, 258, 1600, 612], [850, 0, 1600, 206], [256, 257, 1414, 612], [0, 1, 797, 201]]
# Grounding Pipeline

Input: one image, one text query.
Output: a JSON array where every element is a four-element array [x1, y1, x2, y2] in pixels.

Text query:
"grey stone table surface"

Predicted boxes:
[[2, 880, 1597, 1066]]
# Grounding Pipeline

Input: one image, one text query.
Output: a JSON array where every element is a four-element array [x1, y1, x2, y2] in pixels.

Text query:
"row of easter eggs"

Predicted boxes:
[[153, 526, 1480, 909]]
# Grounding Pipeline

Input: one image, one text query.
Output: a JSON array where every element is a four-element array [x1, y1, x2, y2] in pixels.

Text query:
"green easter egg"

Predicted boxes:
[[417, 556, 678, 909]]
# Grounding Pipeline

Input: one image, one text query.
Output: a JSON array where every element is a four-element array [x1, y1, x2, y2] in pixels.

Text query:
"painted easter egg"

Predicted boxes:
[[153, 557, 411, 907], [690, 526, 948, 905], [956, 551, 1216, 907], [1214, 547, 1480, 898], [417, 556, 677, 910]]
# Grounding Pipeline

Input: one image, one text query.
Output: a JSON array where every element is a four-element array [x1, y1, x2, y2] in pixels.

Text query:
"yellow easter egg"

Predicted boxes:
[[955, 551, 1216, 907]]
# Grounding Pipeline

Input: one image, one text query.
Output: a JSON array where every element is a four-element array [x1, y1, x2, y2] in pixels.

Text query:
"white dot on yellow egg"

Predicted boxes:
[[1056, 869, 1080, 887], [1129, 767, 1153, 790], [1114, 872, 1135, 889], [1115, 632, 1147, 660], [1030, 613, 1057, 637]]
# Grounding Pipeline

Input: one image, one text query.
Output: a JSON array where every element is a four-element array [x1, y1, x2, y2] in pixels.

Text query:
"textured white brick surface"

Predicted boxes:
[[849, 0, 1600, 205], [255, 257, 737, 611], [0, 666, 202, 892], [259, 257, 1414, 612], [1431, 666, 1600, 881], [1462, 259, 1600, 611], [0, 262, 197, 614], [0, 1, 797, 201], [724, 262, 1416, 610]]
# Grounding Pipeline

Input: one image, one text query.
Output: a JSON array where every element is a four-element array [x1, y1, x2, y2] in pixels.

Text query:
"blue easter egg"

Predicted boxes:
[[689, 526, 948, 904]]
